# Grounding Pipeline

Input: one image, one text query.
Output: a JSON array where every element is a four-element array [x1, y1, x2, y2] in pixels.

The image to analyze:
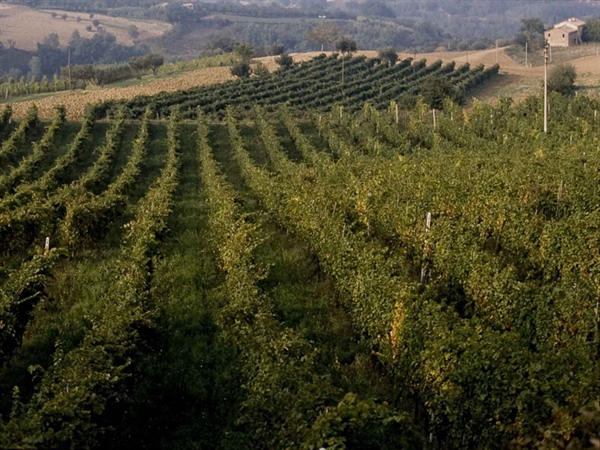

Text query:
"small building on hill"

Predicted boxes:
[[546, 18, 585, 47]]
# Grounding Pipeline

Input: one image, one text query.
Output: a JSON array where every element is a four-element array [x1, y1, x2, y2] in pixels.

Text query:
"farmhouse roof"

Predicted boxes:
[[552, 17, 585, 30], [550, 25, 579, 35]]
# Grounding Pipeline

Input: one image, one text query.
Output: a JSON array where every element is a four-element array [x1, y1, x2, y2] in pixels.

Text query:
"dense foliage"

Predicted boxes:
[[94, 54, 499, 119], [2, 89, 600, 448]]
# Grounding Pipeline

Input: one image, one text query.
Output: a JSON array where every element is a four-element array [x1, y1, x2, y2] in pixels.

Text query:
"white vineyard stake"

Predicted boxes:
[[421, 212, 431, 282], [44, 236, 50, 254], [558, 180, 563, 201]]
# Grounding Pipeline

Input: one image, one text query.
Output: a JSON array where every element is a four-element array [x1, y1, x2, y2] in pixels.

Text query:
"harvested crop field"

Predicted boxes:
[[0, 4, 171, 51], [12, 66, 234, 120]]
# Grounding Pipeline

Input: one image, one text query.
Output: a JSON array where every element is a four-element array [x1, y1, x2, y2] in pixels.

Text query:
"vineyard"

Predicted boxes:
[[94, 53, 500, 119], [1, 92, 600, 449]]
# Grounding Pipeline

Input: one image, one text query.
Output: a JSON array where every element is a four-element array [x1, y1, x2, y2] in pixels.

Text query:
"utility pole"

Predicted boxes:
[[67, 46, 72, 90], [544, 42, 549, 133], [496, 39, 499, 64], [525, 41, 528, 67]]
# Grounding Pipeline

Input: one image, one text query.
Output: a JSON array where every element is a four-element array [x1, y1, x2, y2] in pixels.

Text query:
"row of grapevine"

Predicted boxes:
[[2, 105, 136, 255], [0, 75, 75, 100], [0, 109, 95, 213], [198, 115, 342, 448], [0, 109, 181, 448], [0, 106, 66, 197], [60, 106, 153, 251], [0, 249, 59, 367], [223, 111, 420, 447], [73, 107, 126, 194], [0, 110, 96, 253], [0, 106, 39, 169], [269, 101, 600, 447], [93, 55, 499, 120], [1, 88, 600, 448]]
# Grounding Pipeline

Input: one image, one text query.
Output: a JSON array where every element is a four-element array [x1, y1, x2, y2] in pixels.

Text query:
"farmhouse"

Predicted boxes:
[[546, 17, 585, 47]]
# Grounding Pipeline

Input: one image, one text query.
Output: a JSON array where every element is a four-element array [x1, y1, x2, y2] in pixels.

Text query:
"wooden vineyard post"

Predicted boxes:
[[44, 236, 50, 255], [421, 212, 431, 283], [432, 109, 436, 130]]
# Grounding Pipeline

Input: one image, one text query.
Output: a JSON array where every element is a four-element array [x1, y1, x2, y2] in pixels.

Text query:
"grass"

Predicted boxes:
[[0, 90, 76, 105], [506, 42, 600, 67]]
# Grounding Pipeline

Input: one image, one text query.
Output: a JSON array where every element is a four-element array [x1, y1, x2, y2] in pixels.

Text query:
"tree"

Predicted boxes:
[[28, 56, 42, 80], [268, 44, 285, 56], [361, 0, 396, 18], [582, 18, 600, 42], [208, 36, 236, 53], [37, 42, 68, 76], [234, 43, 254, 63], [43, 33, 60, 49], [129, 55, 148, 78], [420, 75, 461, 109], [306, 23, 340, 52], [92, 19, 100, 28], [71, 29, 82, 43], [128, 53, 164, 78], [378, 47, 398, 65], [61, 13, 67, 21], [230, 62, 251, 78], [127, 25, 139, 39], [336, 37, 357, 55], [548, 63, 577, 95], [64, 64, 95, 85], [144, 53, 164, 75], [514, 17, 545, 50], [253, 62, 270, 77], [275, 53, 294, 69], [521, 17, 545, 35]]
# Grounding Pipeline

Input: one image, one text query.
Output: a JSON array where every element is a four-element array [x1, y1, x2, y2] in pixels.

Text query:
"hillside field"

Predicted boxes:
[[1, 92, 600, 448], [0, 4, 171, 51], [7, 45, 600, 120], [10, 51, 498, 119]]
